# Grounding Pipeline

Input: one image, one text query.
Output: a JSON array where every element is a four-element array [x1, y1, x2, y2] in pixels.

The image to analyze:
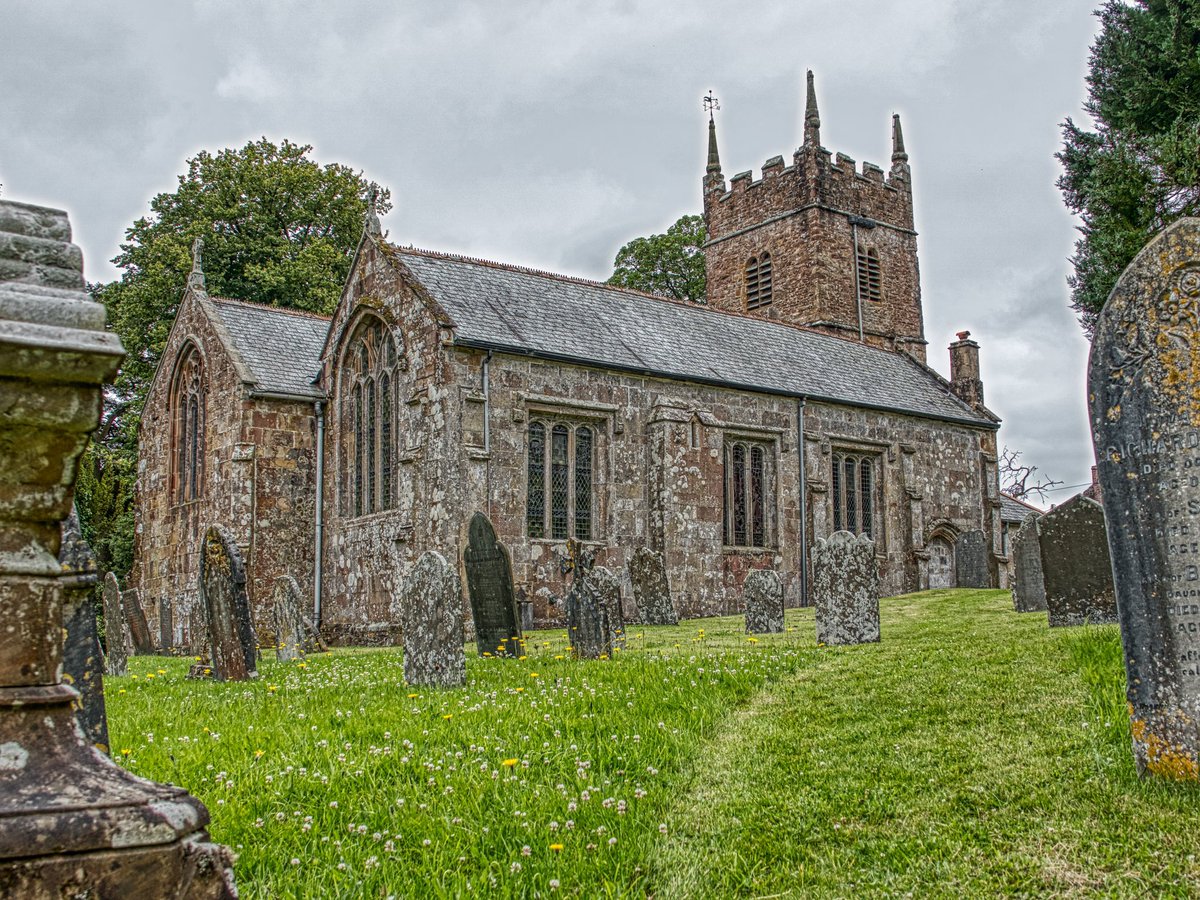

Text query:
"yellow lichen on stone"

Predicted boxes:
[[1131, 713, 1200, 780], [1107, 404, 1121, 422]]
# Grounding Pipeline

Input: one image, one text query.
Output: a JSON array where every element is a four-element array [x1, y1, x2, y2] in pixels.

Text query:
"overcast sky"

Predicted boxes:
[[3, 1, 1102, 500]]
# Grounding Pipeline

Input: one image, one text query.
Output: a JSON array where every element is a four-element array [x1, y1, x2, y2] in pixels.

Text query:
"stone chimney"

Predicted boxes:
[[949, 330, 984, 409]]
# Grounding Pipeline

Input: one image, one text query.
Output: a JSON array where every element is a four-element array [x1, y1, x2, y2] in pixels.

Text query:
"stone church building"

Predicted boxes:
[[132, 75, 1002, 649]]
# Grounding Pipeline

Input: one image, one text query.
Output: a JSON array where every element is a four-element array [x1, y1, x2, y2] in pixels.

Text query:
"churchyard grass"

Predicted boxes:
[[107, 590, 1200, 897]]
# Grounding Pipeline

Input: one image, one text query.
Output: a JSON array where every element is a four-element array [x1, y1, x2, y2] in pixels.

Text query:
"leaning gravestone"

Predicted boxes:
[[1037, 495, 1116, 628], [629, 547, 678, 626], [272, 576, 308, 661], [1011, 513, 1048, 613], [744, 569, 784, 634], [955, 530, 990, 588], [59, 509, 109, 753], [1089, 217, 1200, 778], [122, 587, 155, 655], [398, 551, 467, 687], [101, 570, 130, 677], [812, 531, 880, 646], [463, 512, 522, 657], [199, 524, 258, 681]]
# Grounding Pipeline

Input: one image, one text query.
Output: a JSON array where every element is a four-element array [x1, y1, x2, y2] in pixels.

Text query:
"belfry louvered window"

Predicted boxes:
[[343, 317, 402, 517], [832, 451, 877, 538], [526, 420, 595, 540], [171, 342, 205, 502], [723, 438, 774, 548], [856, 246, 882, 303], [746, 253, 773, 310]]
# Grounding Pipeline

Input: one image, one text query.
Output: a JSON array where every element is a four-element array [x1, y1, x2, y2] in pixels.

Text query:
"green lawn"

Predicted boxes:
[[107, 590, 1200, 898]]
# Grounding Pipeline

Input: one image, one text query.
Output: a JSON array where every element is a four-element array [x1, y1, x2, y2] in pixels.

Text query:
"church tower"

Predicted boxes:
[[702, 72, 927, 362]]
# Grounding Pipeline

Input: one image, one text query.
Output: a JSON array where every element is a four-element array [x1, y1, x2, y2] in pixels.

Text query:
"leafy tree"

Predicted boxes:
[[607, 214, 706, 303], [1058, 0, 1200, 335]]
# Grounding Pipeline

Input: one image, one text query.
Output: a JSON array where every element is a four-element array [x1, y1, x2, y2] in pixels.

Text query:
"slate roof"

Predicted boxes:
[[392, 247, 997, 428], [1000, 492, 1042, 523], [208, 297, 329, 398]]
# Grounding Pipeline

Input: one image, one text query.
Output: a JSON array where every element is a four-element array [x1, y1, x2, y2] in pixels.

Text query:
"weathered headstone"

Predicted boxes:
[[59, 510, 109, 753], [199, 524, 258, 681], [955, 530, 990, 588], [812, 531, 880, 646], [101, 571, 130, 677], [397, 551, 466, 687], [629, 547, 677, 626], [1037, 495, 1116, 628], [122, 587, 155, 655], [1089, 217, 1200, 778], [744, 569, 784, 634], [159, 596, 174, 652], [596, 566, 626, 650], [272, 576, 308, 662], [463, 512, 521, 657], [1010, 513, 1048, 613], [567, 564, 621, 660]]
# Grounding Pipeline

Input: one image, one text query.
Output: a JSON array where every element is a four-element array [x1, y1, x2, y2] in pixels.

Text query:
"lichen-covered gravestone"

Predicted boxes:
[[1010, 513, 1048, 613], [1089, 217, 1200, 778], [1037, 496, 1116, 628], [397, 551, 466, 687], [955, 530, 990, 588], [101, 570, 130, 677], [199, 525, 258, 681], [744, 569, 784, 634], [463, 512, 522, 657], [567, 564, 622, 660], [812, 531, 880, 646], [628, 547, 677, 626], [159, 596, 174, 652], [59, 510, 109, 753], [122, 587, 155, 655], [272, 576, 310, 661]]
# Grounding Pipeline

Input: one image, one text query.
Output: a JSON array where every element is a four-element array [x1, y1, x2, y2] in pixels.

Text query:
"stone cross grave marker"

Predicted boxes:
[[101, 571, 130, 677], [1011, 513, 1048, 613], [122, 587, 155, 655], [955, 530, 990, 588], [463, 512, 521, 657], [1089, 217, 1200, 778], [397, 551, 467, 687], [59, 510, 109, 753], [744, 569, 784, 634], [812, 531, 880, 646], [1037, 495, 1116, 629], [199, 524, 258, 681], [629, 546, 677, 626]]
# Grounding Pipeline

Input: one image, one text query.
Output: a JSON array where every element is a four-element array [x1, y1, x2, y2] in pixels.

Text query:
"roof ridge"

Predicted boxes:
[[1000, 492, 1044, 514], [209, 295, 332, 322]]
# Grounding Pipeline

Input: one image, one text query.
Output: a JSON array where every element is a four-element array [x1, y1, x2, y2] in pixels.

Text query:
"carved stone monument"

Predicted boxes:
[[463, 512, 521, 657], [273, 575, 307, 661], [596, 566, 626, 650], [955, 530, 990, 588], [101, 570, 129, 677], [122, 587, 155, 655], [160, 595, 174, 652], [744, 569, 784, 634], [1090, 217, 1200, 778], [200, 524, 258, 681], [398, 551, 466, 687], [1010, 513, 1048, 613], [629, 546, 677, 626], [0, 197, 235, 894], [566, 563, 620, 660], [1038, 495, 1116, 628], [812, 531, 880, 646], [58, 510, 108, 753]]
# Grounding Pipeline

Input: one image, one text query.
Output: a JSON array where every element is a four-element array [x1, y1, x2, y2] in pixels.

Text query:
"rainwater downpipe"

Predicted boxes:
[[313, 399, 325, 627], [797, 398, 809, 607]]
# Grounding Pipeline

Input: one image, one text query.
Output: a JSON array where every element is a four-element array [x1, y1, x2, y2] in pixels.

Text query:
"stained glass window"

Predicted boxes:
[[527, 420, 597, 540], [527, 422, 546, 538], [353, 382, 364, 517], [172, 344, 205, 502], [345, 317, 401, 517], [725, 439, 774, 547], [832, 452, 877, 538], [731, 443, 747, 546], [751, 445, 765, 547], [551, 424, 570, 540], [380, 372, 392, 509], [575, 427, 593, 541]]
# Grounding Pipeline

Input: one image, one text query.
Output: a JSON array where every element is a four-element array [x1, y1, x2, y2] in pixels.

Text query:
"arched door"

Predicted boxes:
[[928, 536, 955, 589]]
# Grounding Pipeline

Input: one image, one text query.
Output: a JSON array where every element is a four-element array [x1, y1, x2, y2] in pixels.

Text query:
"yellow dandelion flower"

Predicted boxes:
[[502, 758, 518, 767], [254, 749, 265, 758], [554, 655, 564, 660], [407, 693, 419, 699], [519, 655, 528, 661], [121, 748, 131, 756], [442, 714, 453, 720], [598, 654, 609, 660], [515, 687, 525, 693], [550, 843, 564, 852], [529, 672, 539, 678]]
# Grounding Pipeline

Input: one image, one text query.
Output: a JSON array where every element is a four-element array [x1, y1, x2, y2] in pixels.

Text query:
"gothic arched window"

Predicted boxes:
[[832, 451, 877, 537], [746, 253, 773, 310], [856, 246, 882, 303], [171, 343, 205, 502], [526, 420, 595, 540], [723, 438, 775, 547], [342, 317, 401, 517]]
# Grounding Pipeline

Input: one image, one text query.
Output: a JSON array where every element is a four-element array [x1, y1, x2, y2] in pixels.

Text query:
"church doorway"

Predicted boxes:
[[927, 536, 955, 589]]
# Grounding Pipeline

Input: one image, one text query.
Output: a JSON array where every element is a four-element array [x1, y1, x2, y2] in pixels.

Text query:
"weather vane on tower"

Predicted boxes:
[[703, 90, 720, 121]]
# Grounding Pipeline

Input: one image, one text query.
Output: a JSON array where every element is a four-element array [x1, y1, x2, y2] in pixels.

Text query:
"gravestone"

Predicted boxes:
[[1010, 513, 1048, 613], [59, 510, 109, 753], [122, 587, 155, 655], [955, 530, 990, 588], [1037, 495, 1116, 628], [567, 564, 621, 660], [199, 524, 258, 681], [595, 566, 626, 650], [159, 596, 174, 652], [744, 569, 784, 634], [101, 571, 129, 677], [629, 547, 677, 626], [397, 551, 466, 687], [272, 576, 309, 661], [1089, 217, 1200, 778], [463, 512, 521, 657], [812, 531, 880, 646]]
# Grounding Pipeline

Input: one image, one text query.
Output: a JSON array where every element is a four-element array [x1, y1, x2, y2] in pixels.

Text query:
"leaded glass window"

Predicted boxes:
[[724, 438, 775, 548], [575, 427, 593, 541], [527, 423, 546, 538], [171, 344, 205, 502], [526, 420, 597, 540], [343, 317, 401, 517], [832, 451, 877, 538]]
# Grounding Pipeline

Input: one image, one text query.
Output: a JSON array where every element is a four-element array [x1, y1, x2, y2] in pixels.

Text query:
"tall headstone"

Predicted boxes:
[[199, 524, 258, 681], [1010, 513, 1048, 613], [744, 569, 784, 634], [0, 197, 234, 894], [812, 531, 880, 645], [159, 595, 174, 652], [628, 547, 678, 626], [566, 564, 621, 660], [397, 551, 466, 687], [955, 530, 990, 588], [595, 566, 626, 650], [1038, 496, 1117, 628], [122, 587, 155, 655], [58, 510, 108, 753], [101, 571, 129, 677], [463, 512, 521, 657], [272, 576, 308, 662], [1089, 217, 1200, 778]]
